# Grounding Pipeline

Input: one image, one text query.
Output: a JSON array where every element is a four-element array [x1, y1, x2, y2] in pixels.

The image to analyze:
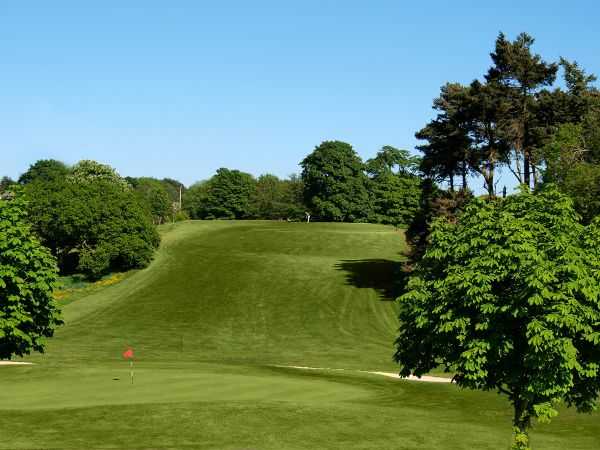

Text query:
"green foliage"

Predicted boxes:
[[397, 187, 600, 447], [416, 32, 600, 194], [185, 169, 256, 220], [182, 181, 210, 219], [129, 177, 173, 224], [173, 210, 189, 222], [24, 173, 159, 280], [18, 159, 69, 185], [406, 182, 473, 261], [0, 192, 62, 359], [301, 140, 370, 222], [542, 123, 600, 223], [160, 178, 185, 204], [366, 147, 422, 226], [512, 427, 531, 450], [416, 83, 473, 190], [69, 160, 130, 189], [0, 176, 15, 194], [249, 174, 306, 220]]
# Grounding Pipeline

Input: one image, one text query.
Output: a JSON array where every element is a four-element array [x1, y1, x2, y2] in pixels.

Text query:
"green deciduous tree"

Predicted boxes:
[[396, 187, 600, 449], [366, 146, 422, 226], [249, 174, 306, 220], [24, 172, 159, 279], [0, 192, 62, 360], [187, 168, 256, 220], [69, 160, 130, 189], [252, 174, 284, 219], [18, 159, 69, 185], [301, 140, 370, 222], [128, 177, 173, 224], [183, 180, 210, 219]]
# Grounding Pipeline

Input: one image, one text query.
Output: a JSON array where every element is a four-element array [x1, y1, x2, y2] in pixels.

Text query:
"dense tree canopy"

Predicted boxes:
[[301, 141, 370, 222], [185, 168, 256, 220], [396, 187, 600, 449], [416, 32, 598, 198], [366, 146, 422, 226], [18, 159, 69, 185], [70, 160, 130, 189], [0, 177, 14, 194], [23, 161, 160, 279], [0, 193, 62, 360], [128, 177, 173, 224]]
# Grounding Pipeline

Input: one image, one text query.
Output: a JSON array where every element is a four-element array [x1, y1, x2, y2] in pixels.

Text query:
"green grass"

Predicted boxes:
[[1, 221, 599, 449]]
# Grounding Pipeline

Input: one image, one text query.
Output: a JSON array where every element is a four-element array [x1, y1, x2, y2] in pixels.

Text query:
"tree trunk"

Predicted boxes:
[[449, 176, 454, 192], [461, 166, 467, 191], [523, 153, 531, 189], [512, 400, 532, 450]]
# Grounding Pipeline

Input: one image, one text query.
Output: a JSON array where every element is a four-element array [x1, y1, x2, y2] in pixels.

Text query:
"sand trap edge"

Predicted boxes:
[[0, 361, 34, 366]]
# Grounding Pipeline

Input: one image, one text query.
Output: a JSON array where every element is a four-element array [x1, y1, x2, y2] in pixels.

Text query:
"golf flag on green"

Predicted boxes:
[[122, 347, 134, 384]]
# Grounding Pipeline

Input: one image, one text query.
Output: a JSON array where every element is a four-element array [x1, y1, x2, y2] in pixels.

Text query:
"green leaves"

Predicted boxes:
[[23, 167, 160, 280], [396, 186, 600, 445], [301, 141, 371, 222], [0, 192, 61, 359]]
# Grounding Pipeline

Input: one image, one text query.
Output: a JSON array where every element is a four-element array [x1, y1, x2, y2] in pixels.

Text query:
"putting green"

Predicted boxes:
[[1, 221, 599, 449]]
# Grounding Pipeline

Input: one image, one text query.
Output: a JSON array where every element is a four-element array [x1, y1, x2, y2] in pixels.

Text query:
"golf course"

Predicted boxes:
[[0, 221, 598, 449]]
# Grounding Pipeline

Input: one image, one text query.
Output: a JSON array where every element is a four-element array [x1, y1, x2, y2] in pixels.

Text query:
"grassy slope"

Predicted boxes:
[[0, 221, 598, 449]]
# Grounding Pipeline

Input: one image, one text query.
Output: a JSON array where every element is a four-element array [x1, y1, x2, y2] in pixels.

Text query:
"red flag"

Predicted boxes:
[[122, 347, 134, 359]]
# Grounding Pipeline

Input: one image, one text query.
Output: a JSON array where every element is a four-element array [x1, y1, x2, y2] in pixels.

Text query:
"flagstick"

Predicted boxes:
[[130, 359, 134, 385]]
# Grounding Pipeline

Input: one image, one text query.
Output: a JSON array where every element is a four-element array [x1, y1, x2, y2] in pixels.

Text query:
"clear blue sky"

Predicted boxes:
[[2, 1, 599, 190]]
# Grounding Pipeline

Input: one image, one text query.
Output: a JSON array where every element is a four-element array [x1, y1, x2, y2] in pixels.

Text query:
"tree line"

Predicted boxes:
[[182, 141, 421, 225], [0, 142, 421, 281], [416, 32, 600, 214], [397, 32, 600, 450]]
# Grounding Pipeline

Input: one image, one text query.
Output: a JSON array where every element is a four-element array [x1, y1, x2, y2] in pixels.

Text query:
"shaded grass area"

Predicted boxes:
[[1, 221, 599, 449], [336, 259, 408, 301]]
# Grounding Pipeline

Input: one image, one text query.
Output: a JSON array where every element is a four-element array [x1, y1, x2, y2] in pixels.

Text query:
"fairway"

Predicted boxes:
[[1, 221, 599, 449]]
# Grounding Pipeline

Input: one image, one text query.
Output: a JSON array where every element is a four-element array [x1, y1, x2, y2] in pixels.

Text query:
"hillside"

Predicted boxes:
[[1, 221, 599, 449]]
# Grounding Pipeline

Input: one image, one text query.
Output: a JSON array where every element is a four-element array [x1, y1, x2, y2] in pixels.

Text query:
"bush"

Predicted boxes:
[[0, 192, 62, 359]]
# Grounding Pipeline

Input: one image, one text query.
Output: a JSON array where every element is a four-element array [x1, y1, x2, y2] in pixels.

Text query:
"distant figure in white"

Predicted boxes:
[[305, 212, 311, 223]]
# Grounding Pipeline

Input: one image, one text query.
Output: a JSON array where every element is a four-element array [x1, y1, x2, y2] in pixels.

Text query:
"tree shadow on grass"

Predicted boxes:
[[335, 259, 409, 302]]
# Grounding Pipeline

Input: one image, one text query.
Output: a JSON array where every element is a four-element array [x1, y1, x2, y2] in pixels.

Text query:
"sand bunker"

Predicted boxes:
[[274, 365, 453, 383]]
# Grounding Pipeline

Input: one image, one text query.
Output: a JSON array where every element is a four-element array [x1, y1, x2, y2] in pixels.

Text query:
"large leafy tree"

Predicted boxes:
[[194, 168, 256, 219], [396, 187, 600, 449], [249, 174, 306, 220], [70, 160, 130, 189], [251, 174, 284, 219], [279, 174, 306, 220], [18, 159, 69, 185], [183, 180, 210, 219], [160, 178, 186, 204], [301, 140, 370, 222], [366, 146, 421, 226], [24, 164, 159, 279], [128, 177, 173, 224], [0, 192, 62, 360]]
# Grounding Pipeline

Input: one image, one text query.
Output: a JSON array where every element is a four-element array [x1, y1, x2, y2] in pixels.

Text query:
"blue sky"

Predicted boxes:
[[2, 1, 599, 191]]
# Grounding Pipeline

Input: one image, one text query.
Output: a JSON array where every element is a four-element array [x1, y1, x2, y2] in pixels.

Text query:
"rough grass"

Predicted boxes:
[[1, 221, 598, 449]]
